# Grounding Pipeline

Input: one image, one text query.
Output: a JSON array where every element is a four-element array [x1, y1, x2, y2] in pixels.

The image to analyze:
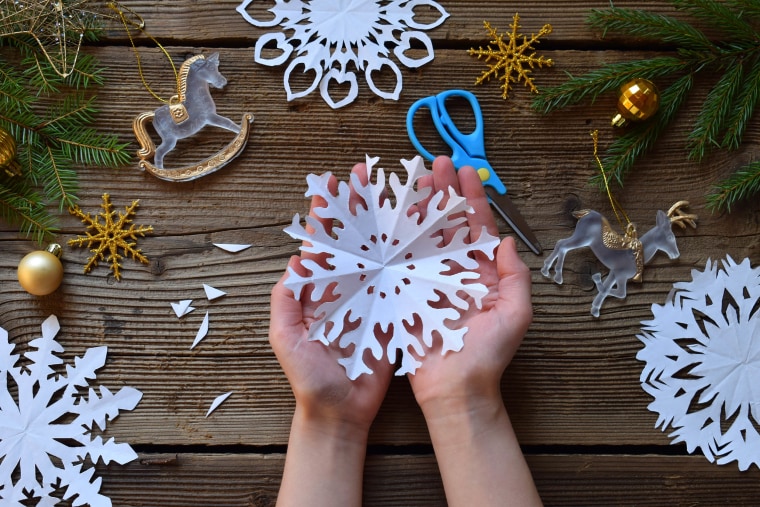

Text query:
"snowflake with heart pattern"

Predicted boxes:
[[0, 315, 142, 506], [637, 256, 760, 471], [284, 155, 499, 379], [237, 0, 449, 108]]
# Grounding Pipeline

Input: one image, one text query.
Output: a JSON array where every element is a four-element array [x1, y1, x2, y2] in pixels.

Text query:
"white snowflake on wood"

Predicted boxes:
[[237, 0, 449, 108], [637, 256, 760, 471], [0, 315, 142, 506], [285, 156, 499, 379]]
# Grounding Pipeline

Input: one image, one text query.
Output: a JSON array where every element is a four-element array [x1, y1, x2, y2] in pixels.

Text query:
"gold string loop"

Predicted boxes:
[[591, 130, 631, 231], [107, 1, 179, 104]]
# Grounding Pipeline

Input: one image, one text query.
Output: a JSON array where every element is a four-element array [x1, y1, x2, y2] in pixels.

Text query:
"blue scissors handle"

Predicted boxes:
[[406, 89, 506, 194]]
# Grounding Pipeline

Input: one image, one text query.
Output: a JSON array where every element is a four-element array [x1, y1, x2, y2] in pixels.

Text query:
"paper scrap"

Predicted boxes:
[[206, 391, 233, 417], [190, 312, 210, 350], [171, 299, 195, 318], [203, 284, 226, 301], [213, 243, 252, 253]]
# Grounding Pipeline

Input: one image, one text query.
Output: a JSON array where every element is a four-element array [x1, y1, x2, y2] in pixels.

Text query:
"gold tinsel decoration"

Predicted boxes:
[[468, 14, 553, 99], [68, 193, 153, 280]]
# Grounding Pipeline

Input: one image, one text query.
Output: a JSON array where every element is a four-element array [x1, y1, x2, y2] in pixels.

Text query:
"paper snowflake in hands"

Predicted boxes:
[[469, 14, 553, 99], [237, 0, 449, 108], [284, 156, 499, 380], [0, 315, 142, 506], [637, 256, 760, 471]]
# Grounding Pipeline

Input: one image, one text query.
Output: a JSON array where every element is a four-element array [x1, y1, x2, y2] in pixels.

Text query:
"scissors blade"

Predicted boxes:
[[484, 186, 542, 255]]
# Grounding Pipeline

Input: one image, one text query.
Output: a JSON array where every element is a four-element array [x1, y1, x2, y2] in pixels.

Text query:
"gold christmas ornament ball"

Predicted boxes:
[[612, 78, 660, 127], [0, 126, 22, 176], [18, 244, 64, 296]]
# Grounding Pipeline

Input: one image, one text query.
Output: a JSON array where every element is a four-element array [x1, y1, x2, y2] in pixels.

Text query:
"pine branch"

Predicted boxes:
[[588, 7, 713, 50], [533, 0, 760, 212], [532, 57, 689, 112], [706, 160, 760, 211], [0, 180, 59, 242], [687, 60, 745, 160], [721, 54, 760, 150], [592, 73, 695, 187]]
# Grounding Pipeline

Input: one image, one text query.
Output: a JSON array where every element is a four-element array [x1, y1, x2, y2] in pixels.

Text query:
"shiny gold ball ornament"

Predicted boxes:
[[0, 126, 21, 177], [611, 78, 660, 127], [18, 244, 64, 296]]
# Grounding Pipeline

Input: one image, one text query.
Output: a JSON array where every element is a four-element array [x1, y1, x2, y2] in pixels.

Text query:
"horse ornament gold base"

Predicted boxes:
[[541, 201, 697, 317], [132, 53, 254, 182]]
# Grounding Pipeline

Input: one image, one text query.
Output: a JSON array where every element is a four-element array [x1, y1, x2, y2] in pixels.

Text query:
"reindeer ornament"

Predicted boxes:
[[541, 201, 697, 317]]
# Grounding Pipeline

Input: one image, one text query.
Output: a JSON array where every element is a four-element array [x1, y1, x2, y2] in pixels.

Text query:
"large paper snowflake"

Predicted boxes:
[[637, 256, 760, 470], [237, 0, 449, 108], [284, 156, 499, 379], [0, 315, 142, 506]]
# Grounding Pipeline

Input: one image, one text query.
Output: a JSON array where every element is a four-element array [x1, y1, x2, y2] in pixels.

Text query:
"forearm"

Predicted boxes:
[[423, 394, 542, 507], [276, 405, 369, 507]]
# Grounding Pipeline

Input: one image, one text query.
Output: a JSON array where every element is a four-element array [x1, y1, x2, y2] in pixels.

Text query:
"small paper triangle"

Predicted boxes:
[[171, 300, 195, 318], [206, 391, 233, 417], [190, 312, 209, 350], [203, 284, 226, 301], [213, 243, 252, 253]]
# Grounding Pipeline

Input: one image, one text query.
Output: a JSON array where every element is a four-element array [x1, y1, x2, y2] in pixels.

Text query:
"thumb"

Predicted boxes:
[[496, 237, 533, 331]]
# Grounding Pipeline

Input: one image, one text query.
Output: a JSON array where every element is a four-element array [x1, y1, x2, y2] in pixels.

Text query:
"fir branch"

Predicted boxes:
[[532, 56, 689, 113], [593, 73, 695, 187], [721, 54, 760, 149], [672, 0, 759, 40], [706, 160, 760, 211], [588, 7, 713, 51], [0, 180, 58, 242], [687, 60, 745, 160]]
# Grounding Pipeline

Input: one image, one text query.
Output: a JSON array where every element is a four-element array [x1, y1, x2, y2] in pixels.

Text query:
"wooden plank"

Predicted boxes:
[[92, 453, 760, 506], [98, 1, 689, 45]]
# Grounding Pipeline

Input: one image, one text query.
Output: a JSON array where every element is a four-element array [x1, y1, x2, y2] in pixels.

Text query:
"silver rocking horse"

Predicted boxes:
[[133, 53, 253, 182], [541, 201, 697, 317]]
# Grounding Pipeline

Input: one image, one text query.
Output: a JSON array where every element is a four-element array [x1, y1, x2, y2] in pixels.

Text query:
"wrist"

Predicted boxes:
[[291, 402, 372, 447], [420, 390, 507, 445]]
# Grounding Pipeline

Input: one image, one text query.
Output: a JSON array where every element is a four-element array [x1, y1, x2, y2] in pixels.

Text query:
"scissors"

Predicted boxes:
[[406, 89, 542, 255]]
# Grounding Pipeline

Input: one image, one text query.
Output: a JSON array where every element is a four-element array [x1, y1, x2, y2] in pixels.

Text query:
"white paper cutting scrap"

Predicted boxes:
[[203, 284, 226, 301], [206, 391, 233, 417], [213, 243, 252, 253], [190, 312, 210, 350], [171, 299, 195, 318]]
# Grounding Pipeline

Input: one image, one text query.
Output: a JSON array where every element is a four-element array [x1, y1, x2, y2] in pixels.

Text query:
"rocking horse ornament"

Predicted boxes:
[[132, 53, 254, 182], [542, 201, 697, 317]]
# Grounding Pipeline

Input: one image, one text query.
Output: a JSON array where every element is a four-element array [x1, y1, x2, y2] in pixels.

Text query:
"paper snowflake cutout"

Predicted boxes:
[[637, 256, 760, 470], [237, 0, 449, 109], [68, 193, 153, 280], [0, 315, 142, 506], [284, 155, 499, 379], [468, 14, 553, 99]]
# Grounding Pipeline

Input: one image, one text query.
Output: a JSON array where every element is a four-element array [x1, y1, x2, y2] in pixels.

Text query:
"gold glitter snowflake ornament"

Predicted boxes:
[[68, 193, 153, 280], [469, 14, 553, 99]]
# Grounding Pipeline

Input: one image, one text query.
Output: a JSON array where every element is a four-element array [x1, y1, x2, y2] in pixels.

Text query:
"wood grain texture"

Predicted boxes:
[[1, 1, 759, 505]]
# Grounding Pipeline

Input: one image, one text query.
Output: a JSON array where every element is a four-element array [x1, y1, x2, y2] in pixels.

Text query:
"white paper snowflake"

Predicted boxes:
[[284, 155, 499, 379], [237, 0, 449, 108], [0, 315, 142, 506], [637, 256, 760, 471]]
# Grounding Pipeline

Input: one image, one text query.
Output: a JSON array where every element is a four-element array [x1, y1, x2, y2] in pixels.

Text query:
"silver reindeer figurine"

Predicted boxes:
[[541, 201, 697, 317]]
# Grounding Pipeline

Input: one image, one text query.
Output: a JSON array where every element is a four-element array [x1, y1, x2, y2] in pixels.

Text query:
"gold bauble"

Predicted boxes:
[[612, 78, 660, 127], [18, 244, 64, 296], [0, 126, 21, 176]]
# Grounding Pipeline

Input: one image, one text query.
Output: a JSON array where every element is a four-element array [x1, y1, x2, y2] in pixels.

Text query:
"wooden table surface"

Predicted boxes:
[[2, 1, 760, 505]]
